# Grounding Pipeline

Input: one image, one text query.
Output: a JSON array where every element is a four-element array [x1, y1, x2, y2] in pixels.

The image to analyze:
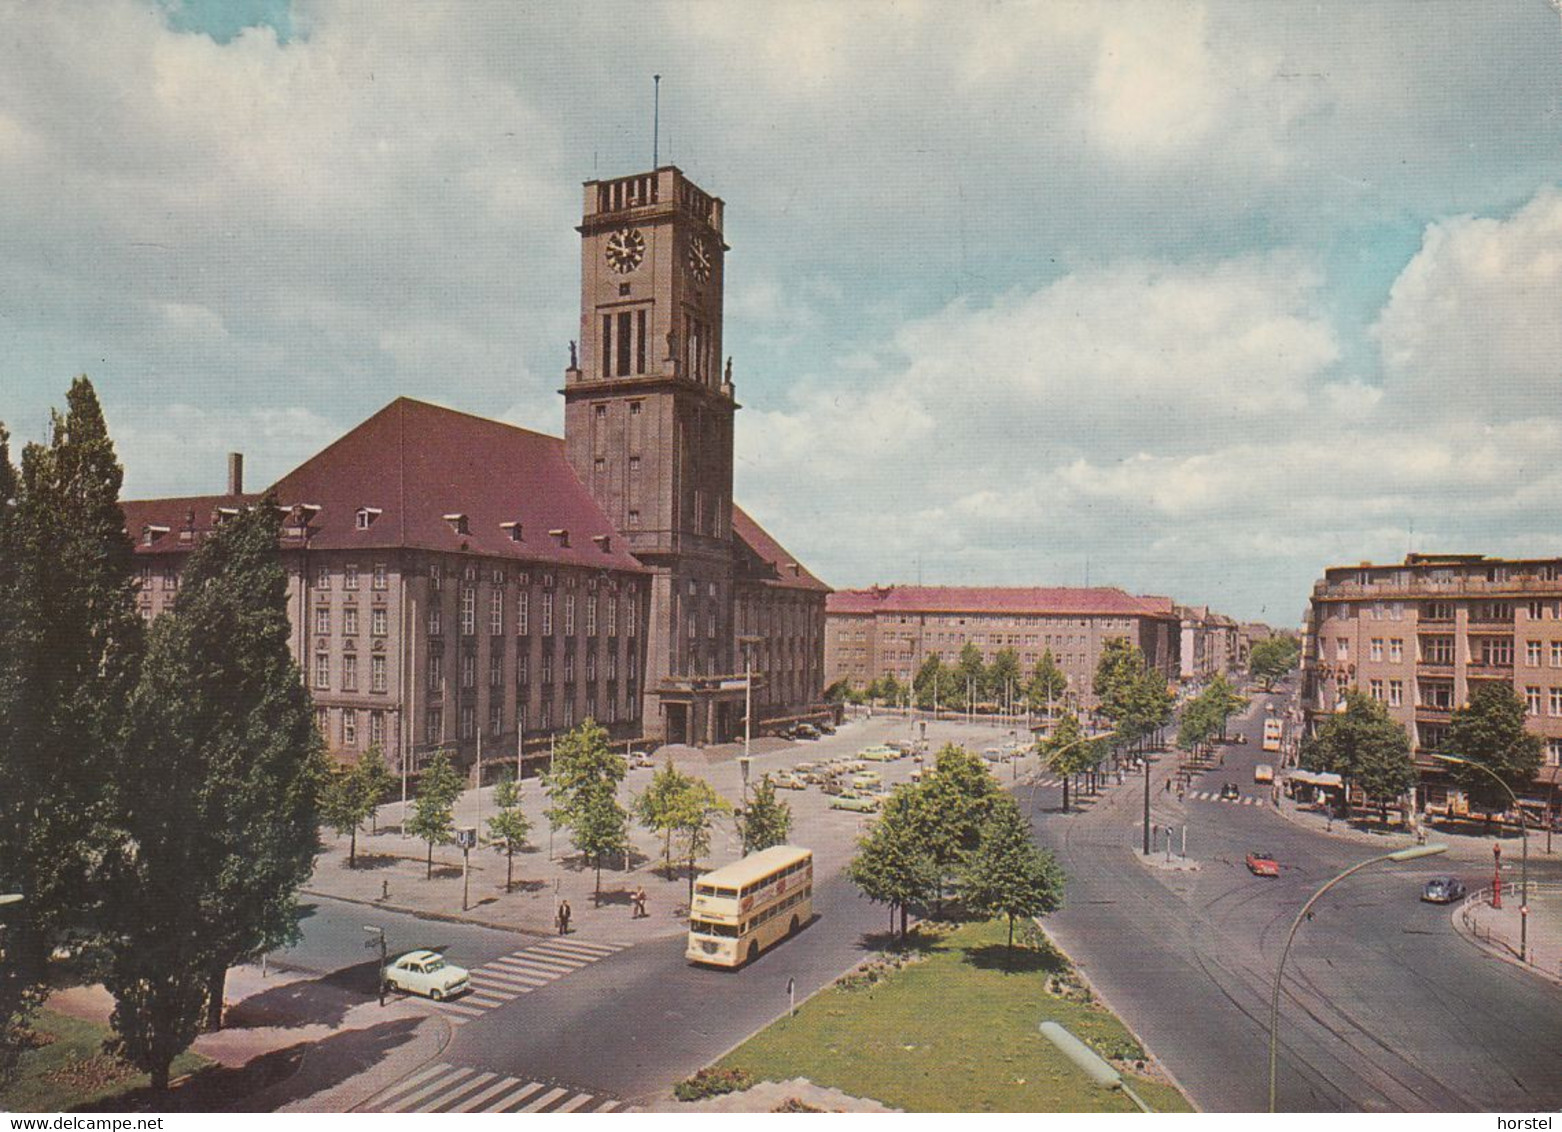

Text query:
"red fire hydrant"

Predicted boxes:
[[1491, 842, 1502, 909]]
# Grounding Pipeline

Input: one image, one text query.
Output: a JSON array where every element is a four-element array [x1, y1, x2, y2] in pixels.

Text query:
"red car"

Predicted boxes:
[[1246, 851, 1279, 877]]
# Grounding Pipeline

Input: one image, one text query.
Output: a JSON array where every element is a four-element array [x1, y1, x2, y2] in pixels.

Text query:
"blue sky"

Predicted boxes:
[[2, 1, 1561, 624]]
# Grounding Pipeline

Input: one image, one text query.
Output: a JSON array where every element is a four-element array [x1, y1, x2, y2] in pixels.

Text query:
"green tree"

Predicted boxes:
[[1092, 637, 1141, 725], [358, 743, 396, 834], [1445, 683, 1544, 815], [913, 654, 947, 711], [486, 771, 532, 893], [914, 744, 1001, 909], [321, 749, 382, 869], [675, 778, 732, 901], [635, 762, 695, 876], [543, 719, 631, 900], [1248, 635, 1300, 689], [1025, 650, 1068, 714], [847, 786, 938, 938], [1201, 674, 1248, 741], [955, 642, 987, 706], [989, 647, 1023, 708], [736, 775, 793, 854], [408, 750, 463, 878], [959, 796, 1066, 959], [1, 379, 143, 1066], [1301, 691, 1413, 821], [1040, 713, 1100, 812], [1176, 695, 1218, 757], [572, 779, 631, 902]]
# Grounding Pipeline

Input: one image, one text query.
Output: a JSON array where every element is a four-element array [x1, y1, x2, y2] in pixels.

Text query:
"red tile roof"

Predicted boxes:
[[123, 493, 261, 552], [827, 584, 1178, 619], [732, 505, 830, 593]]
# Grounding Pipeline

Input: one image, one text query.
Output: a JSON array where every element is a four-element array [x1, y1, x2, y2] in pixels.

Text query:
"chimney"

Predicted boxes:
[[227, 452, 244, 496]]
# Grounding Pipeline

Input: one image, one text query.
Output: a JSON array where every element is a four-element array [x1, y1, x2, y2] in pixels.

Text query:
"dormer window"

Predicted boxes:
[[549, 528, 570, 548], [212, 506, 239, 527], [142, 524, 170, 546], [356, 507, 382, 530], [593, 534, 612, 553], [443, 513, 469, 536], [500, 521, 524, 542]]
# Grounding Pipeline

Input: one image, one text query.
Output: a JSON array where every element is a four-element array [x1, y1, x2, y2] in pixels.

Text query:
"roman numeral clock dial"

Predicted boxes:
[[687, 235, 712, 282], [604, 227, 645, 274]]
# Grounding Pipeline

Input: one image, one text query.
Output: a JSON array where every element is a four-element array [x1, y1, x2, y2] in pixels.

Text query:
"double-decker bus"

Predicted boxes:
[[1262, 717, 1283, 752], [686, 845, 813, 968]]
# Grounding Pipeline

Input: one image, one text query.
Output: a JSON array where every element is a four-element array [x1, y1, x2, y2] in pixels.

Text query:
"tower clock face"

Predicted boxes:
[[605, 228, 646, 274], [687, 236, 712, 282]]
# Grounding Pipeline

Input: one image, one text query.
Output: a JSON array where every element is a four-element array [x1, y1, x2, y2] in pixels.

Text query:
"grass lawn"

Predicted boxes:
[[0, 1009, 210, 1113], [715, 919, 1194, 1113]]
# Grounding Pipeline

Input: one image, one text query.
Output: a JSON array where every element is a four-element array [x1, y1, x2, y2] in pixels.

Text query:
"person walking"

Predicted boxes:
[[557, 899, 572, 936], [631, 886, 648, 919]]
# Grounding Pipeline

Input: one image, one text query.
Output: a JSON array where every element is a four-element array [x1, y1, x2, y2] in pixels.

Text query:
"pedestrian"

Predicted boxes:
[[1165, 779, 1172, 794], [632, 886, 647, 919], [557, 899, 572, 935]]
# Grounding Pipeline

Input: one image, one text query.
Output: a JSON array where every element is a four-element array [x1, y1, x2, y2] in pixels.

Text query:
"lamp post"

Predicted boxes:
[[1267, 843, 1447, 1111], [1430, 752, 1529, 962], [1038, 1020, 1152, 1113], [363, 925, 387, 1006]]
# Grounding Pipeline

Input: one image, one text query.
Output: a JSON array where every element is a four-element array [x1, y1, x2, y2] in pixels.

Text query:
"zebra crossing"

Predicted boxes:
[[1190, 790, 1262, 805], [420, 936, 629, 1026], [363, 1061, 635, 1113]]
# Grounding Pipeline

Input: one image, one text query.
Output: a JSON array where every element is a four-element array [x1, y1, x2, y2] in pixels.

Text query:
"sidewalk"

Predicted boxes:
[[1457, 885, 1562, 985]]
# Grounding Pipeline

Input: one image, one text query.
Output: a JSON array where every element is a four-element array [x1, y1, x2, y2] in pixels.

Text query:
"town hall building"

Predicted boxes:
[[122, 167, 830, 777]]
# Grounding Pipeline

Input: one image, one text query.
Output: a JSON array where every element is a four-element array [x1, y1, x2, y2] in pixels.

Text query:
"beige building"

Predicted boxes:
[[1178, 605, 1242, 684], [825, 585, 1180, 710], [121, 166, 829, 776], [1302, 553, 1562, 809]]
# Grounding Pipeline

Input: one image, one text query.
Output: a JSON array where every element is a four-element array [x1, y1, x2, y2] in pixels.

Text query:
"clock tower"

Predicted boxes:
[[564, 166, 738, 742]]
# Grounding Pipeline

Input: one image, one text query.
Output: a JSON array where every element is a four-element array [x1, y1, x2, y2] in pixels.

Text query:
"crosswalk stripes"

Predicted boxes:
[[422, 936, 630, 1026], [1189, 791, 1261, 805], [365, 1062, 636, 1114]]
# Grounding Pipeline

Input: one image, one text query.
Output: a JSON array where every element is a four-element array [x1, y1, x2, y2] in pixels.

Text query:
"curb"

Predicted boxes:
[[1031, 919, 1200, 1113], [346, 1014, 456, 1114], [301, 888, 552, 940], [1451, 894, 1562, 990]]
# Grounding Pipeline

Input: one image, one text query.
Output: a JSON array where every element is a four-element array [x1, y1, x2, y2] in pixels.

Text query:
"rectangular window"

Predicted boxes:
[[688, 613, 697, 639], [315, 565, 330, 589], [564, 594, 576, 636], [1370, 639, 1383, 662], [1389, 639, 1403, 663], [430, 562, 443, 592], [617, 311, 632, 376], [1388, 679, 1403, 707], [460, 586, 476, 636], [627, 509, 640, 527], [314, 653, 330, 689], [490, 590, 504, 636], [344, 563, 359, 590], [601, 314, 612, 377], [342, 654, 358, 692], [428, 604, 442, 636], [461, 652, 475, 689], [1547, 738, 1562, 766], [315, 707, 329, 737], [1336, 639, 1349, 661], [1368, 678, 1384, 701], [1480, 638, 1514, 666], [372, 607, 388, 636], [518, 591, 530, 635], [490, 652, 503, 688], [518, 652, 529, 686], [1552, 688, 1562, 718], [315, 606, 331, 635], [708, 610, 717, 639], [342, 709, 357, 747], [607, 597, 618, 636], [489, 700, 502, 738], [541, 655, 553, 685], [542, 593, 554, 636], [373, 563, 388, 591], [586, 597, 597, 637], [1527, 640, 1543, 666], [460, 704, 475, 740], [628, 595, 638, 634], [369, 710, 385, 746], [428, 649, 443, 693], [371, 654, 387, 693], [1553, 641, 1562, 668], [1424, 601, 1453, 621], [1526, 686, 1542, 714], [635, 307, 646, 374], [426, 707, 443, 745], [1529, 600, 1546, 620], [343, 607, 359, 636]]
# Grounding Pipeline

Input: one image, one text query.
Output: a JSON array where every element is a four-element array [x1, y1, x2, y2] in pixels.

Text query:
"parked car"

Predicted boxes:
[[382, 950, 470, 1000], [1219, 782, 1241, 801], [774, 724, 797, 740], [792, 761, 817, 774], [771, 771, 808, 791], [817, 721, 837, 735], [1245, 851, 1280, 877], [628, 750, 655, 769], [887, 740, 914, 755], [794, 723, 821, 740], [1421, 876, 1467, 904], [830, 791, 881, 813], [859, 745, 899, 762], [982, 748, 1004, 763], [850, 770, 883, 790]]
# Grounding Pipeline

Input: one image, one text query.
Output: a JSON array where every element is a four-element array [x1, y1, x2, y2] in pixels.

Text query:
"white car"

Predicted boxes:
[[382, 950, 471, 1000]]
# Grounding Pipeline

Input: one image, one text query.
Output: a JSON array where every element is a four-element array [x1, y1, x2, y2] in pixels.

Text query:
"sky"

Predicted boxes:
[[2, 1, 1561, 626]]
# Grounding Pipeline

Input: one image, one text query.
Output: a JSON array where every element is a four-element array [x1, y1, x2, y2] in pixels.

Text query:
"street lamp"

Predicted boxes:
[[1430, 752, 1530, 963], [1267, 843, 1447, 1111], [1038, 1020, 1153, 1113], [363, 925, 388, 1006]]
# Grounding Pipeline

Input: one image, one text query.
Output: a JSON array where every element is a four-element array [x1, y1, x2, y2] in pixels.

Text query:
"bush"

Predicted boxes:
[[1085, 1032, 1145, 1063], [674, 1067, 752, 1102], [772, 1097, 828, 1112]]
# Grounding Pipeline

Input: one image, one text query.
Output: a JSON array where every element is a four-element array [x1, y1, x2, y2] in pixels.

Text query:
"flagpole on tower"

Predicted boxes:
[[653, 75, 661, 168]]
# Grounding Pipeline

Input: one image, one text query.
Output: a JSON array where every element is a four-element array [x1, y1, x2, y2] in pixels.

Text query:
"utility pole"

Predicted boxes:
[[1143, 751, 1153, 855]]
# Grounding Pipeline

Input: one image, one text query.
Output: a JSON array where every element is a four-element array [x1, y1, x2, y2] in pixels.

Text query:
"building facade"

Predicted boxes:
[[1302, 553, 1562, 808], [122, 166, 829, 775], [1178, 605, 1242, 684], [825, 585, 1181, 710]]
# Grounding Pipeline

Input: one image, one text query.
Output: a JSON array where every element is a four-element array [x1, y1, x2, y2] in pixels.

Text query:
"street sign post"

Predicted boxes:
[[458, 827, 477, 910]]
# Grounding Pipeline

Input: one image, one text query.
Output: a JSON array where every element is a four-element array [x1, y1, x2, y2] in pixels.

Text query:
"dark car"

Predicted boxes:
[[1421, 876, 1467, 904], [794, 723, 821, 740], [1218, 782, 1241, 801], [817, 720, 837, 735]]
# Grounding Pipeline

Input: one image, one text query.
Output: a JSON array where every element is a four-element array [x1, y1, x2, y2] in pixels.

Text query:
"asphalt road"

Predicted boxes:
[[1028, 688, 1562, 1112]]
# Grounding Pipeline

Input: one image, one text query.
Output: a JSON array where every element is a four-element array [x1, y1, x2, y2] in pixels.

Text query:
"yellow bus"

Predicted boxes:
[[1262, 717, 1283, 753], [686, 845, 814, 968]]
